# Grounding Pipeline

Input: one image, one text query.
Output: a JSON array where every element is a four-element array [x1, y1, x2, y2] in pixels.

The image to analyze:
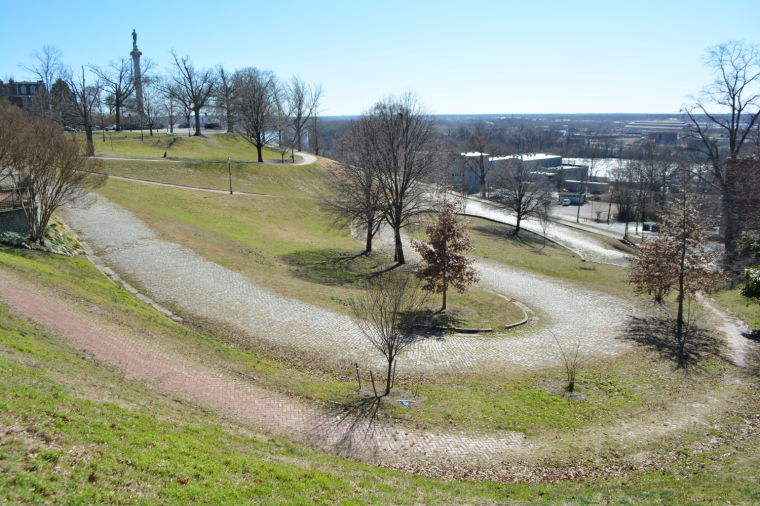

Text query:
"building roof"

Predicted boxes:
[[489, 153, 561, 162]]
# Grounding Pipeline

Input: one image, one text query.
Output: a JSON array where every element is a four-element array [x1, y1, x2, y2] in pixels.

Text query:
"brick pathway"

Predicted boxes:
[[0, 272, 525, 468]]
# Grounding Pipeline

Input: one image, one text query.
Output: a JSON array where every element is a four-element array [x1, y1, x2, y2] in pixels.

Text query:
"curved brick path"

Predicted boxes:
[[0, 272, 525, 467], [60, 195, 630, 375]]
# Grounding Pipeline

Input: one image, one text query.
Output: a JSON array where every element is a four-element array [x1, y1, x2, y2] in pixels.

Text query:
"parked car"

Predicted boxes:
[[104, 124, 117, 131], [63, 125, 76, 132], [561, 198, 571, 206]]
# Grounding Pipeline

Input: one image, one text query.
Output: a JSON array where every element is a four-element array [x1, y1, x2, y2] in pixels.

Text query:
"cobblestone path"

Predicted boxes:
[[61, 195, 630, 375]]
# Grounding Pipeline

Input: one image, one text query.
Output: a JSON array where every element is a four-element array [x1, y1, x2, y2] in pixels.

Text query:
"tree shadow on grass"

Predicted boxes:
[[623, 314, 724, 369], [471, 224, 544, 250], [405, 308, 465, 329], [281, 249, 397, 287]]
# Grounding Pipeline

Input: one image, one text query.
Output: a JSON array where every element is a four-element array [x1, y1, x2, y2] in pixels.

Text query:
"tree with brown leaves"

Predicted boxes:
[[414, 200, 479, 310], [629, 193, 727, 359]]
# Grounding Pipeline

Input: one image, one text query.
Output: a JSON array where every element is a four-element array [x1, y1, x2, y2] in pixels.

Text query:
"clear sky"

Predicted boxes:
[[2, 0, 758, 115]]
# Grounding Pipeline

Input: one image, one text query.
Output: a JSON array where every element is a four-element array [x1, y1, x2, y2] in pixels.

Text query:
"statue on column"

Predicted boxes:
[[132, 29, 137, 49]]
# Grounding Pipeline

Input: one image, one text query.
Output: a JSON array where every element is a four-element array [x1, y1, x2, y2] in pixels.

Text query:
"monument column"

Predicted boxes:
[[130, 29, 144, 121]]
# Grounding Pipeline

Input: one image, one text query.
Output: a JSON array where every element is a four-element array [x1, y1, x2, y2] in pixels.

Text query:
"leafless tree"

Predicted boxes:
[[537, 199, 552, 249], [684, 41, 760, 254], [92, 58, 134, 131], [66, 66, 101, 156], [463, 134, 492, 197], [286, 76, 322, 152], [167, 52, 216, 136], [354, 94, 436, 264], [233, 68, 280, 162], [322, 130, 386, 253], [215, 65, 237, 133], [1, 104, 106, 241], [22, 45, 63, 119], [551, 333, 583, 394], [488, 160, 552, 237], [350, 273, 428, 396], [142, 81, 161, 136]]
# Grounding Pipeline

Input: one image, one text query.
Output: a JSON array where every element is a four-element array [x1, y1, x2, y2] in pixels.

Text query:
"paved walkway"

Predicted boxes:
[[0, 270, 525, 469], [460, 196, 631, 265], [61, 195, 630, 375], [94, 150, 318, 167]]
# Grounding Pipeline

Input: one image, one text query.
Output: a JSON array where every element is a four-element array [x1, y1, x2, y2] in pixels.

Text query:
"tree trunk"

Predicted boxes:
[[256, 143, 263, 163], [84, 126, 94, 156], [365, 222, 373, 253], [442, 287, 447, 311], [115, 102, 121, 131], [513, 215, 522, 237], [394, 226, 405, 264], [193, 109, 202, 136], [676, 230, 687, 361], [384, 359, 393, 396]]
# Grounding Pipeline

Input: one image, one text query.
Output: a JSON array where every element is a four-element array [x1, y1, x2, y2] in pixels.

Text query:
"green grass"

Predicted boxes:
[[0, 248, 757, 503], [98, 157, 322, 196], [78, 131, 298, 162], [715, 287, 760, 331], [464, 217, 631, 297]]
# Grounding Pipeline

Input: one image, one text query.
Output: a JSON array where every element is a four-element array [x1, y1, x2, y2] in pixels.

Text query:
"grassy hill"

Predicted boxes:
[[0, 247, 757, 503], [73, 131, 298, 162]]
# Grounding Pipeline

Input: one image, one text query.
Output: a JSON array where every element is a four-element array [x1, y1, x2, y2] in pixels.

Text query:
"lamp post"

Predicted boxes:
[[227, 156, 233, 195]]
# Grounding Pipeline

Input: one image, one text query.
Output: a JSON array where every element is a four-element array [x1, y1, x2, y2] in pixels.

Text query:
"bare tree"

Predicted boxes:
[[414, 199, 479, 310], [66, 66, 101, 156], [354, 94, 436, 264], [167, 52, 216, 136], [234, 68, 280, 162], [629, 193, 727, 360], [286, 76, 322, 152], [684, 41, 760, 253], [1, 105, 106, 241], [463, 134, 491, 197], [142, 81, 161, 137], [488, 160, 552, 237], [92, 58, 134, 131], [22, 45, 63, 119], [350, 273, 428, 396], [215, 65, 237, 133], [322, 128, 386, 253]]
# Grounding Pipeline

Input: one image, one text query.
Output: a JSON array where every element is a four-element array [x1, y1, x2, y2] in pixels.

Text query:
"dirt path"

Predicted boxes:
[[700, 296, 757, 368], [0, 269, 525, 470], [60, 195, 630, 374]]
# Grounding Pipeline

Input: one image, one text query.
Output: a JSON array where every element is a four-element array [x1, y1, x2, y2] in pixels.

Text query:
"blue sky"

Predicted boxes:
[[2, 0, 758, 115]]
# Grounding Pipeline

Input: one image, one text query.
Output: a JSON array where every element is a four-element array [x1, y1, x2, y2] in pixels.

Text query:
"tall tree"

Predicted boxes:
[[234, 68, 280, 162], [356, 94, 436, 264], [215, 65, 237, 133], [168, 53, 216, 136], [286, 76, 322, 152], [488, 160, 552, 237], [684, 41, 760, 254], [322, 132, 386, 253], [414, 199, 479, 310], [629, 193, 726, 360], [67, 66, 101, 156], [22, 45, 63, 119], [93, 58, 134, 131]]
